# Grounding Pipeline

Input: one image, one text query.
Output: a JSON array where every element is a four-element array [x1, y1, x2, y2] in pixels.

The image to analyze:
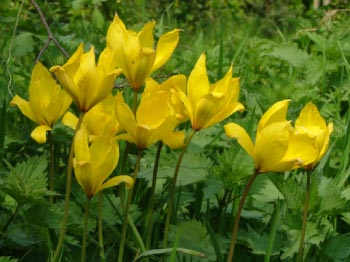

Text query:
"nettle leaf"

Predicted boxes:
[[24, 203, 62, 230], [264, 43, 309, 68], [317, 177, 348, 215], [0, 156, 54, 205], [169, 220, 216, 261], [238, 224, 284, 256], [321, 233, 350, 262]]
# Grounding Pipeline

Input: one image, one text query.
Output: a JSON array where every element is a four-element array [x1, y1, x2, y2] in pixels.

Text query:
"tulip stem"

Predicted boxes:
[[47, 130, 55, 203], [98, 192, 106, 262], [81, 197, 91, 262], [118, 149, 143, 262], [53, 113, 85, 262], [227, 170, 259, 262], [163, 130, 197, 248], [297, 170, 312, 262], [145, 141, 163, 249]]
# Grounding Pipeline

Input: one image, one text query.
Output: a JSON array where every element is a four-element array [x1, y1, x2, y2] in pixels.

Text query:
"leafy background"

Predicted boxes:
[[1, 0, 350, 261]]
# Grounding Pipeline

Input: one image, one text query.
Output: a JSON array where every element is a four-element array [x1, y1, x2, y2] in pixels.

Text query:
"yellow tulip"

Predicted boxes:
[[73, 127, 134, 198], [50, 43, 121, 112], [224, 100, 317, 173], [106, 15, 180, 90], [178, 53, 244, 130], [295, 102, 334, 169], [62, 95, 121, 140], [115, 92, 185, 149], [10, 62, 72, 144], [143, 75, 189, 123]]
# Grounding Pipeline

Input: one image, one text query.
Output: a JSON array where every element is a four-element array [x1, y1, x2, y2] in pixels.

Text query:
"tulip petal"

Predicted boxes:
[[161, 130, 186, 149], [10, 95, 37, 123], [255, 121, 292, 173], [62, 111, 78, 130], [188, 54, 210, 110], [138, 21, 155, 49], [258, 100, 290, 131], [31, 125, 51, 144], [115, 92, 137, 137], [152, 29, 180, 72], [97, 175, 134, 193], [224, 123, 254, 158]]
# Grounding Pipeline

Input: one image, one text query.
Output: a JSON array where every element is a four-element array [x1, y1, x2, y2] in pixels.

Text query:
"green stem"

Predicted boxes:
[[98, 192, 106, 262], [47, 130, 55, 203], [227, 170, 259, 262], [52, 113, 85, 262], [145, 141, 163, 249], [81, 197, 91, 262], [118, 149, 143, 262], [296, 170, 312, 262], [162, 130, 197, 248], [264, 199, 281, 262]]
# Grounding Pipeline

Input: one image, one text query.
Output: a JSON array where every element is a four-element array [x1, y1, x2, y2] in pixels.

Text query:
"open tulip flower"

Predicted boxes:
[[295, 102, 334, 170], [50, 43, 121, 112], [224, 100, 318, 173], [106, 15, 180, 90], [115, 91, 185, 149], [143, 75, 189, 123], [178, 53, 244, 131], [73, 127, 134, 198], [10, 62, 72, 144], [62, 95, 121, 140]]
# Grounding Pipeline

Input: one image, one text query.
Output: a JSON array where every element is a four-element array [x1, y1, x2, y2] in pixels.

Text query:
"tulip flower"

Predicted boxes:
[[143, 75, 189, 123], [62, 95, 121, 140], [73, 127, 134, 198], [178, 53, 244, 131], [295, 102, 333, 170], [50, 43, 121, 112], [224, 100, 317, 173], [106, 15, 180, 90], [10, 62, 72, 144], [115, 91, 185, 149]]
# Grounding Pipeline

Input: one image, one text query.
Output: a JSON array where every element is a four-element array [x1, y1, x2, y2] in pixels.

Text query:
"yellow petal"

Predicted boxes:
[[283, 132, 318, 169], [258, 100, 290, 131], [296, 102, 327, 130], [152, 29, 180, 72], [187, 53, 210, 110], [138, 21, 155, 49], [74, 127, 90, 164], [10, 95, 38, 123], [31, 125, 52, 144], [224, 123, 254, 158], [161, 130, 186, 149], [62, 111, 78, 130], [115, 92, 137, 137], [97, 175, 134, 194], [255, 121, 292, 173]]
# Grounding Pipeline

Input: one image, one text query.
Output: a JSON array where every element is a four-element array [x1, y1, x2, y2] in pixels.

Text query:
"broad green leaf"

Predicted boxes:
[[321, 233, 350, 262], [12, 32, 34, 57], [265, 43, 309, 68]]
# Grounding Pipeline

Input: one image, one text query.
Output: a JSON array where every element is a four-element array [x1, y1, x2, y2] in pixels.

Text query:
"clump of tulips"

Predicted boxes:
[[10, 14, 333, 262]]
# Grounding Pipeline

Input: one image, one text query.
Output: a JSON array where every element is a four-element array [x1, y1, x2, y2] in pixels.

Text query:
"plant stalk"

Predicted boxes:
[[162, 130, 197, 248], [118, 149, 143, 262], [297, 170, 312, 262], [47, 130, 55, 203], [52, 113, 85, 262], [145, 141, 163, 249], [81, 197, 91, 262], [98, 192, 106, 262], [227, 170, 259, 262]]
